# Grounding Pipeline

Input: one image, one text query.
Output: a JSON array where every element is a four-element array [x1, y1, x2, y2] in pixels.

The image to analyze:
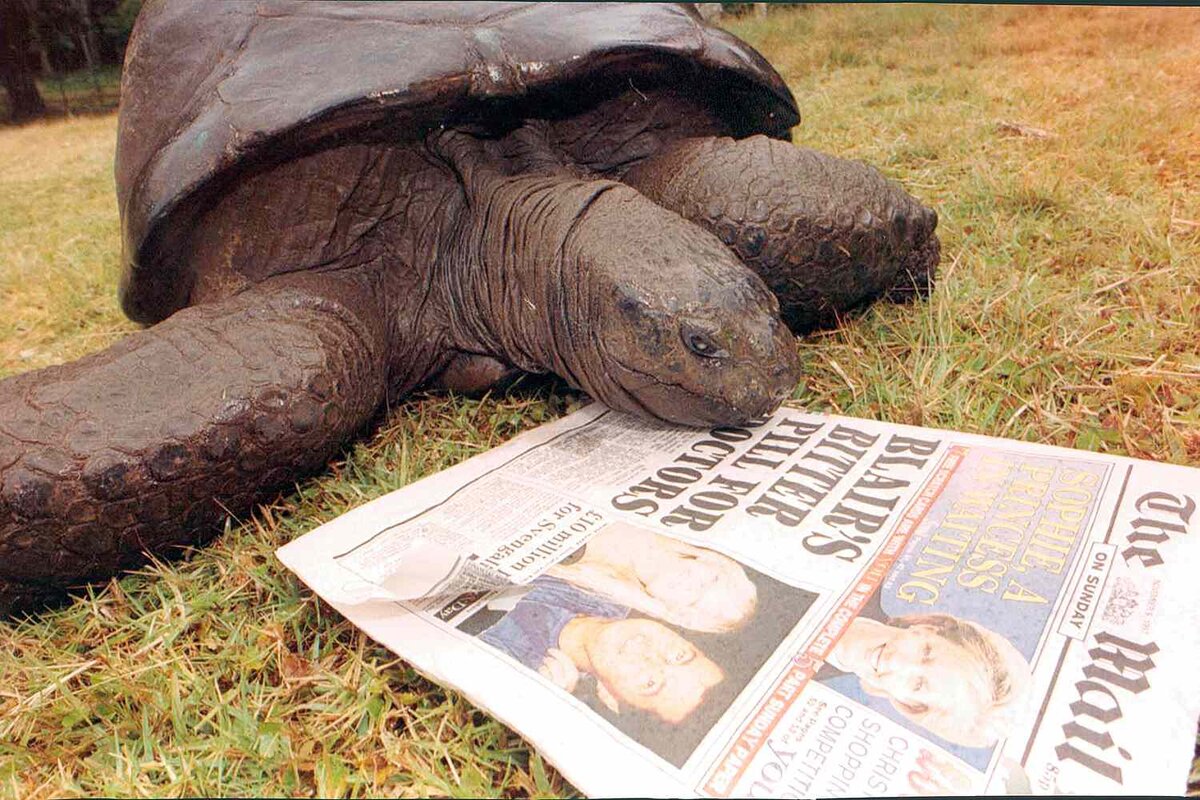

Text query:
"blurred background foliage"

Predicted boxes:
[[1, 0, 141, 121]]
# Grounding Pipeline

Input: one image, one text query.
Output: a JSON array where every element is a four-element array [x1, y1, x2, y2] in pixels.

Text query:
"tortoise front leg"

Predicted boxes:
[[0, 271, 389, 616], [622, 135, 940, 333], [433, 352, 525, 396]]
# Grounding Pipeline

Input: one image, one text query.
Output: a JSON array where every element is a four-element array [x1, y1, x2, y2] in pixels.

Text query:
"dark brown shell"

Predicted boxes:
[[115, 1, 800, 323]]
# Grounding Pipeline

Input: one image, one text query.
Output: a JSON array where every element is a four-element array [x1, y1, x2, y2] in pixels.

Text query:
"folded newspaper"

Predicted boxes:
[[277, 403, 1200, 796]]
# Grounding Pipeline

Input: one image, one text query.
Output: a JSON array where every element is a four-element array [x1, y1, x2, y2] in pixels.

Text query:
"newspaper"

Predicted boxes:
[[277, 403, 1200, 796]]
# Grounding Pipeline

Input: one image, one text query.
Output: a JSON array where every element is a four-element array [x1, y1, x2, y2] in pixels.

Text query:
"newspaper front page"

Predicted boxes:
[[277, 404, 1200, 796]]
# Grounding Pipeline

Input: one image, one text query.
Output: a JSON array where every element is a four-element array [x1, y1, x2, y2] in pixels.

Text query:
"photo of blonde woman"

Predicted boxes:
[[545, 521, 757, 633]]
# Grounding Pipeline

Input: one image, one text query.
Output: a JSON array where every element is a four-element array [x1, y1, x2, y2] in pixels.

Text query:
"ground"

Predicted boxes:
[[1, 5, 1198, 797]]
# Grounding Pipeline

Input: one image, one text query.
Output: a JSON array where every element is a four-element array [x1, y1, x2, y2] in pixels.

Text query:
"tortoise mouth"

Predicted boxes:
[[603, 354, 793, 428]]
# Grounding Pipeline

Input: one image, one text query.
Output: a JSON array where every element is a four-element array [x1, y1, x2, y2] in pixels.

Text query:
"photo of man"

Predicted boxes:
[[814, 589, 1032, 768], [458, 527, 818, 767]]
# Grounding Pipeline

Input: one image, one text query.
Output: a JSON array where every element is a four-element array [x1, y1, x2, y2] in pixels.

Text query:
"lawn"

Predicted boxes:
[[2, 4, 1198, 797], [0, 66, 123, 123]]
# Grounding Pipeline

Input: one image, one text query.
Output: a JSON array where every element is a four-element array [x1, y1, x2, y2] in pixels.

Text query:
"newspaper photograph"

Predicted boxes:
[[277, 403, 1200, 796]]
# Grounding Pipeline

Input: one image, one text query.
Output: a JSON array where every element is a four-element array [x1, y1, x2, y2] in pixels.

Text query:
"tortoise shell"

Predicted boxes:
[[114, 1, 800, 323]]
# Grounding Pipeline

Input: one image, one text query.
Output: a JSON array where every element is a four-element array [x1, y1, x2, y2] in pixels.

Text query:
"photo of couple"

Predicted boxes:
[[457, 521, 818, 767]]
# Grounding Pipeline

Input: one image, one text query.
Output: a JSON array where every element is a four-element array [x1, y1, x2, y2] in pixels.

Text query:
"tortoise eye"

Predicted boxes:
[[683, 330, 728, 359]]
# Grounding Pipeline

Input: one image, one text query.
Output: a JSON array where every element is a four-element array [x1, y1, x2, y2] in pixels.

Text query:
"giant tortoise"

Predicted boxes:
[[0, 1, 940, 615]]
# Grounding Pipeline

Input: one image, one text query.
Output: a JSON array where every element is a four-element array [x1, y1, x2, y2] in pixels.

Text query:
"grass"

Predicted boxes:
[[1, 4, 1198, 796], [0, 66, 122, 121]]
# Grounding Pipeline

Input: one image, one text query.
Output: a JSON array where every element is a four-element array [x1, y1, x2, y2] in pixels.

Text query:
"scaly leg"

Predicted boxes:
[[0, 271, 389, 616], [623, 135, 940, 333]]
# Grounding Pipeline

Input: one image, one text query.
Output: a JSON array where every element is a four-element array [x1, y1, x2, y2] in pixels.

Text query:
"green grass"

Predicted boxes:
[[1, 5, 1198, 797], [0, 66, 122, 122]]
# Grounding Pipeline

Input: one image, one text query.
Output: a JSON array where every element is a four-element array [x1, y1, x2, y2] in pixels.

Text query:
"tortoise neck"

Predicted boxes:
[[433, 130, 609, 384]]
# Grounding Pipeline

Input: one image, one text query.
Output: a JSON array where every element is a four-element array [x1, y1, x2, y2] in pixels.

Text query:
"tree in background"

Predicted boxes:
[[26, 0, 141, 72], [99, 0, 141, 62], [1, 0, 48, 121], [1, 0, 142, 122]]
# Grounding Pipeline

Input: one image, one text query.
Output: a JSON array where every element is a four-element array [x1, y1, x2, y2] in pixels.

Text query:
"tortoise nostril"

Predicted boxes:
[[740, 225, 767, 257], [911, 205, 936, 238]]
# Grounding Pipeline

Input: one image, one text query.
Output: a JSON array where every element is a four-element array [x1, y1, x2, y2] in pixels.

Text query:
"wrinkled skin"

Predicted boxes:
[[0, 5, 940, 616]]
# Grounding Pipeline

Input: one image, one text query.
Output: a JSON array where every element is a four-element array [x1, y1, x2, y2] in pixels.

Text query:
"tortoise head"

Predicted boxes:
[[561, 187, 800, 427]]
